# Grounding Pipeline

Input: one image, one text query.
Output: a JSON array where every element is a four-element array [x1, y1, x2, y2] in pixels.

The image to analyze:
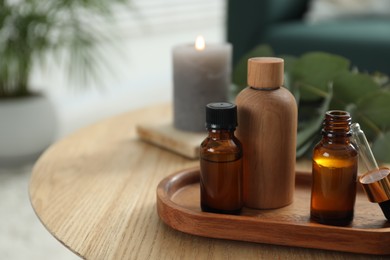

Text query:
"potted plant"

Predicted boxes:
[[0, 0, 128, 165]]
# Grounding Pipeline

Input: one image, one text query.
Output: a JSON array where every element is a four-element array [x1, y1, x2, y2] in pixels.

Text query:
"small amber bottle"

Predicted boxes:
[[310, 110, 358, 226], [200, 102, 243, 214]]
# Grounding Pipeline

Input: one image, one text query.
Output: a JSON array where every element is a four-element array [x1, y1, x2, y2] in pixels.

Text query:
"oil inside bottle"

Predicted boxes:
[[311, 153, 357, 225], [310, 110, 358, 226], [200, 157, 242, 214], [200, 102, 242, 215]]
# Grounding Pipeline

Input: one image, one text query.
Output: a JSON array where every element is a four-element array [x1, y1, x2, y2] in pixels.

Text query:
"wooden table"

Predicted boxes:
[[29, 104, 383, 259]]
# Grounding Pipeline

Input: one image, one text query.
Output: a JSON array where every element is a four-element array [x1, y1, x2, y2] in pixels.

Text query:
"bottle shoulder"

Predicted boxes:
[[200, 136, 242, 162], [235, 87, 297, 131], [236, 86, 295, 97], [201, 136, 242, 151], [313, 141, 358, 158], [236, 86, 297, 108]]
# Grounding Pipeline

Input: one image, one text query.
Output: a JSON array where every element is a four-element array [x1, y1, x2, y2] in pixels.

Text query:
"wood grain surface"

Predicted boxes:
[[157, 168, 390, 255], [236, 86, 297, 209], [29, 103, 388, 259], [136, 121, 206, 159]]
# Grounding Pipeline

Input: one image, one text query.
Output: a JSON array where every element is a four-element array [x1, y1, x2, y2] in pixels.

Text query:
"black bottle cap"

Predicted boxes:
[[205, 102, 237, 130]]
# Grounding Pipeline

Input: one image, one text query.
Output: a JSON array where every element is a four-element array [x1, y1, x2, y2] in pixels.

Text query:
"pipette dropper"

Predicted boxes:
[[351, 123, 390, 221]]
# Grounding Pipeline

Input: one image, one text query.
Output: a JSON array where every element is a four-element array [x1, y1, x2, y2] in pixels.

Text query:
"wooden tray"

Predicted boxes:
[[156, 167, 390, 255]]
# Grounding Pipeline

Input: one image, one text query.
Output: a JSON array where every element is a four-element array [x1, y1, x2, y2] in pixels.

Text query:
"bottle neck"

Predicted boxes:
[[250, 86, 280, 91], [321, 110, 352, 143], [207, 129, 235, 140]]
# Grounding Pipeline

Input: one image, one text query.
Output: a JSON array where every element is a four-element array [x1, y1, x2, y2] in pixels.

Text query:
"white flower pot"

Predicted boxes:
[[0, 94, 58, 166]]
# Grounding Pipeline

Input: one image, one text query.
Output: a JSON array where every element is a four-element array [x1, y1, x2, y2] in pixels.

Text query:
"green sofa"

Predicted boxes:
[[227, 0, 390, 74]]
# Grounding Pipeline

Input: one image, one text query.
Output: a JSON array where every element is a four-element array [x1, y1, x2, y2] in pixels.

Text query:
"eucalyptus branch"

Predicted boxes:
[[232, 44, 390, 161], [353, 110, 384, 136], [297, 82, 331, 99]]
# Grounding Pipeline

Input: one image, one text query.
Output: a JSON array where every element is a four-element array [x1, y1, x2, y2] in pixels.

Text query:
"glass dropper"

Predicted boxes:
[[350, 123, 379, 173], [351, 122, 390, 221]]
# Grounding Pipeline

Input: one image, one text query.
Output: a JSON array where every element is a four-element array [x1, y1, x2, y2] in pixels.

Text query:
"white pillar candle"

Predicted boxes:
[[173, 36, 232, 132]]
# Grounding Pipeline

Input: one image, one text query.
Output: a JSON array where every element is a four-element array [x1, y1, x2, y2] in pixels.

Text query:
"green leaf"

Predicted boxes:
[[296, 137, 316, 158], [355, 90, 390, 131], [371, 72, 390, 89], [232, 44, 274, 95], [280, 54, 298, 94], [372, 132, 390, 163], [296, 85, 333, 157], [330, 72, 380, 109], [232, 46, 390, 162], [290, 52, 350, 101], [280, 54, 298, 74]]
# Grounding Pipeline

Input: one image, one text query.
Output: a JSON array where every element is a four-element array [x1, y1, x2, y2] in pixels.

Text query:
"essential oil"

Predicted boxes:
[[310, 110, 358, 226], [200, 102, 243, 214]]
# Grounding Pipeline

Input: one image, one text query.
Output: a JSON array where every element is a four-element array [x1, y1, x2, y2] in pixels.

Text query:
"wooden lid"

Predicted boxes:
[[247, 57, 284, 89]]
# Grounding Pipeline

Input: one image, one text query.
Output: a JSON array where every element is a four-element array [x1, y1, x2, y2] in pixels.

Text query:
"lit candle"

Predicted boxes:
[[173, 36, 232, 132]]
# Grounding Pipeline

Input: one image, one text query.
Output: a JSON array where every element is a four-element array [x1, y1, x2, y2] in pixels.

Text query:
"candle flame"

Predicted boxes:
[[195, 35, 205, 51]]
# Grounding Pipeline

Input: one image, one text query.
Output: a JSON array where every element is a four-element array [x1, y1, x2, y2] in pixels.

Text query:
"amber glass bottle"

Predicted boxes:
[[310, 110, 358, 226], [200, 102, 243, 214]]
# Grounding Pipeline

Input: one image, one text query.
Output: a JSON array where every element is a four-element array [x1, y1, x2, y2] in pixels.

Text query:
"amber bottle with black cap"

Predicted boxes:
[[310, 110, 358, 226], [200, 102, 243, 214]]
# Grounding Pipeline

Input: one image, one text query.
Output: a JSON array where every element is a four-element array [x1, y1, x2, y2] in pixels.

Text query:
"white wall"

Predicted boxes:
[[30, 0, 226, 138]]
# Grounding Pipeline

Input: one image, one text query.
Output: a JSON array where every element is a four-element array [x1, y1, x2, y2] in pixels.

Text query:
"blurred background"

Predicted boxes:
[[30, 0, 226, 138], [0, 0, 225, 259], [1, 0, 390, 259]]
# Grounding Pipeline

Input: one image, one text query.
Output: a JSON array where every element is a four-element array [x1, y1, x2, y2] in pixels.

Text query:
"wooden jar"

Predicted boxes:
[[235, 57, 297, 209]]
